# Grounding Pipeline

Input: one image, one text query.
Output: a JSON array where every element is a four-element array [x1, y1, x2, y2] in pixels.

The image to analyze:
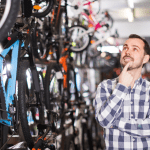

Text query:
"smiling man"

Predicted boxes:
[[94, 34, 150, 150]]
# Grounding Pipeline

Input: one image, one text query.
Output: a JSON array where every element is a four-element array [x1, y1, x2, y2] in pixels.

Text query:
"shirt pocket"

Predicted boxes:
[[134, 101, 149, 119]]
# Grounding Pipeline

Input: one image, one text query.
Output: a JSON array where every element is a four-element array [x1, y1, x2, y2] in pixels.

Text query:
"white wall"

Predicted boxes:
[[111, 21, 150, 38]]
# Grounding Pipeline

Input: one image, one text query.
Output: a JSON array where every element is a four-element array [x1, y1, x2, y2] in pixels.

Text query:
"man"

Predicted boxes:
[[94, 34, 150, 150]]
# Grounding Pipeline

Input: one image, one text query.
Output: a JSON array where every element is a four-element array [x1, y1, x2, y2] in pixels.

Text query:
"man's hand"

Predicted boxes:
[[119, 62, 133, 87]]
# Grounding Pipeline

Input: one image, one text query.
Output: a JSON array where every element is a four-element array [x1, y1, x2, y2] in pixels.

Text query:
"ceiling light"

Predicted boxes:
[[127, 0, 134, 8], [127, 8, 134, 22]]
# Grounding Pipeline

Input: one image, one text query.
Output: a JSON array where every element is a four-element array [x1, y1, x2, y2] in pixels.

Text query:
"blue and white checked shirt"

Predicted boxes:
[[94, 76, 150, 150]]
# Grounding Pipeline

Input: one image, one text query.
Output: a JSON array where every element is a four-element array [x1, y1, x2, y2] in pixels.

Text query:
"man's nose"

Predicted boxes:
[[125, 48, 131, 55]]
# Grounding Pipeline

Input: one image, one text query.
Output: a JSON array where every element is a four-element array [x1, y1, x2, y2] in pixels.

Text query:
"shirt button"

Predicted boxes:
[[138, 124, 142, 128], [132, 138, 135, 142]]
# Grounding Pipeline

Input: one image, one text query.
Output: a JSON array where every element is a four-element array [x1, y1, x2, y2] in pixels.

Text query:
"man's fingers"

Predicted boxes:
[[123, 62, 132, 72]]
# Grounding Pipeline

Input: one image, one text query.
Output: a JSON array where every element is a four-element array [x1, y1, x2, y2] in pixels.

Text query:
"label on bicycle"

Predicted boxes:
[[56, 71, 63, 79]]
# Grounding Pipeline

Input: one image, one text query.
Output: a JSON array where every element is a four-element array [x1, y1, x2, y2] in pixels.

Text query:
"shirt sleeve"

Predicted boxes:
[[94, 81, 128, 128], [114, 117, 150, 138]]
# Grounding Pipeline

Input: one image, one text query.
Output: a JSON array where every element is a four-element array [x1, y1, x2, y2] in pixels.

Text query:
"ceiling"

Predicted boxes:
[[98, 0, 150, 44], [100, 0, 150, 22]]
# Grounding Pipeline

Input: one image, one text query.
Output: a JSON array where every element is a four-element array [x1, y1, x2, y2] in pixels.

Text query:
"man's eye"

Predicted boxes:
[[123, 47, 127, 50], [134, 48, 137, 51]]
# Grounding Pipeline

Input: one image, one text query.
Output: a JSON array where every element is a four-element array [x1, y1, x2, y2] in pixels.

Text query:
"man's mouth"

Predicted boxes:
[[123, 56, 133, 61]]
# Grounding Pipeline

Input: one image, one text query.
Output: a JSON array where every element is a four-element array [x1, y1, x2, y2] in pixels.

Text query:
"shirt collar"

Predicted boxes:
[[135, 76, 143, 86]]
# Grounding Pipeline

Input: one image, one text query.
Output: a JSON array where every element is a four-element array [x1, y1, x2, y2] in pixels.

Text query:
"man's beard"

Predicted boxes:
[[121, 56, 143, 70]]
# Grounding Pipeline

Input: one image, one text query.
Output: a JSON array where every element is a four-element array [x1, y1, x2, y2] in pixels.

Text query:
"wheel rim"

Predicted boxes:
[[0, 0, 11, 28], [32, 0, 50, 14], [69, 26, 89, 52]]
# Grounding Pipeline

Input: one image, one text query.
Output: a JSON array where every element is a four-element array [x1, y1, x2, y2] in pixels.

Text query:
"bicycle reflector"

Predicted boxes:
[[7, 37, 11, 41], [72, 42, 76, 47], [33, 5, 42, 10]]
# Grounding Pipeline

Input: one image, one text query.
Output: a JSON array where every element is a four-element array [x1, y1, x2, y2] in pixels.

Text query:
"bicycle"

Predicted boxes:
[[0, 12, 56, 149], [68, 0, 113, 52]]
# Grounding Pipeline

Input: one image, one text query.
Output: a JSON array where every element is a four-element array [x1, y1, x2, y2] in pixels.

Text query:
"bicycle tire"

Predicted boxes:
[[90, 117, 105, 150], [67, 64, 78, 102], [18, 60, 46, 149], [32, 0, 54, 18], [57, 7, 66, 52], [0, 57, 11, 150], [69, 25, 90, 52], [32, 22, 50, 61], [0, 85, 8, 150], [0, 0, 20, 43], [82, 123, 93, 150], [64, 135, 76, 150], [57, 7, 67, 36], [0, 125, 8, 150], [44, 62, 63, 117]]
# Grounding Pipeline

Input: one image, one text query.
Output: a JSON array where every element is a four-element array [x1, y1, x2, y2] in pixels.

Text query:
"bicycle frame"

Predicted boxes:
[[0, 40, 22, 126], [82, 1, 103, 30], [76, 0, 112, 47]]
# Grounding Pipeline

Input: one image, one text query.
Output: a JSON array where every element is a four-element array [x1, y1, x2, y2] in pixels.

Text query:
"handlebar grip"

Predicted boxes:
[[32, 139, 43, 150]]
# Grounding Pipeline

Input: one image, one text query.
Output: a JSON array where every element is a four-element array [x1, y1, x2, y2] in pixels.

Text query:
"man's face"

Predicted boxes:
[[120, 38, 146, 70]]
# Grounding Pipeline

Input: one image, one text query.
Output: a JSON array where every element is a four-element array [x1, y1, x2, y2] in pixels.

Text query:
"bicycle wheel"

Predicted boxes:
[[32, 0, 54, 18], [18, 60, 46, 149], [0, 55, 13, 149], [31, 22, 49, 60], [82, 122, 93, 150], [57, 7, 67, 37], [67, 64, 78, 102], [69, 25, 90, 52], [0, 0, 20, 43], [90, 117, 105, 150], [0, 86, 8, 150], [57, 7, 66, 49], [64, 135, 76, 150], [44, 62, 63, 121]]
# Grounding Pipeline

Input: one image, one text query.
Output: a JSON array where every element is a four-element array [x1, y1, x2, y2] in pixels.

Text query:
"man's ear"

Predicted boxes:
[[143, 54, 150, 64]]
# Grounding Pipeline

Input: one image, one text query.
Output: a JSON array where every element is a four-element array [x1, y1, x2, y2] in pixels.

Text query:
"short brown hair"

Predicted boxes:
[[129, 34, 150, 55]]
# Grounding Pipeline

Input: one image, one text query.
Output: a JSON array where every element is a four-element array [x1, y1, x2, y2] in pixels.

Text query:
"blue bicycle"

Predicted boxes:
[[0, 24, 49, 149]]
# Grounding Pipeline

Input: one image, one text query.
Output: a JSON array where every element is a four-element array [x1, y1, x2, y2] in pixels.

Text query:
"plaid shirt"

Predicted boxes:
[[94, 76, 150, 150]]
